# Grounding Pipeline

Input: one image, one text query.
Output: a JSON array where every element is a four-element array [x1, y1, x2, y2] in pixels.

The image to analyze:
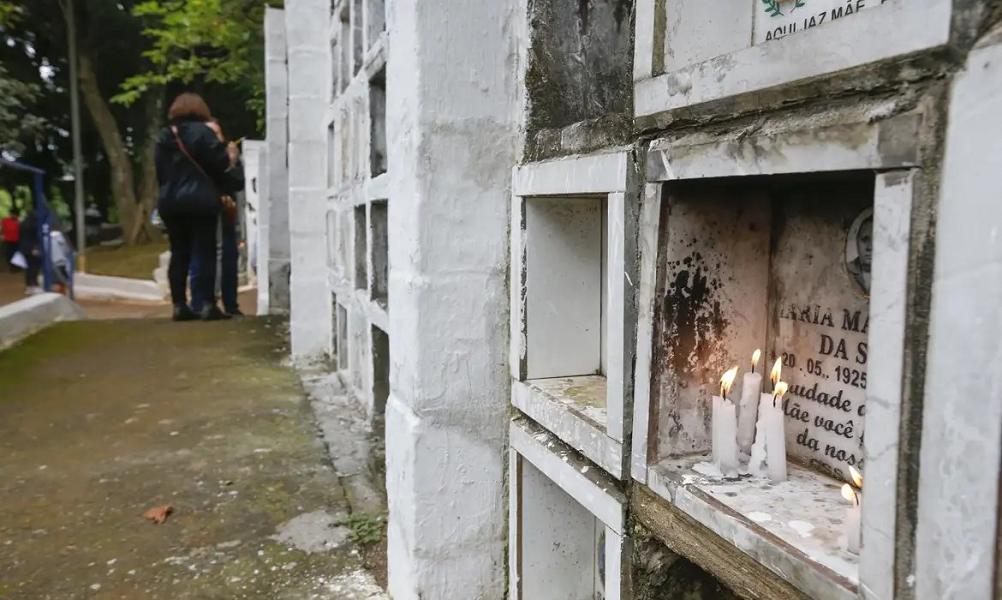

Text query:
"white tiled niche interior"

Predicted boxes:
[[510, 150, 639, 479], [509, 418, 628, 600], [630, 105, 919, 600]]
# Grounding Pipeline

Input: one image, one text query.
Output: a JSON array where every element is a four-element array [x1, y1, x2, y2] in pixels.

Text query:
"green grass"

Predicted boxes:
[[85, 241, 169, 280]]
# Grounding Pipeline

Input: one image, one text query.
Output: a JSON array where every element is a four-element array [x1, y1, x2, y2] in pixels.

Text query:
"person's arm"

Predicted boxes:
[[221, 158, 245, 195], [190, 124, 234, 190]]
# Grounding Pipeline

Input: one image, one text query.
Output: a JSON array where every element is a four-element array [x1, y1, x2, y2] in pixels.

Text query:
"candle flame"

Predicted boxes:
[[841, 483, 858, 505], [770, 358, 783, 388], [774, 381, 789, 398], [720, 366, 739, 398], [849, 465, 863, 489], [751, 349, 761, 370]]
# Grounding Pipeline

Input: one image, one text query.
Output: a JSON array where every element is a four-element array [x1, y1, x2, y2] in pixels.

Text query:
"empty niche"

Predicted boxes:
[[354, 205, 368, 290], [517, 457, 608, 599], [371, 326, 389, 416], [330, 38, 339, 98], [369, 69, 387, 177], [337, 303, 349, 371], [327, 122, 337, 189], [330, 293, 339, 364], [326, 209, 337, 269], [524, 195, 609, 419], [370, 201, 388, 307], [339, 7, 350, 92], [367, 0, 385, 48], [352, 0, 363, 75]]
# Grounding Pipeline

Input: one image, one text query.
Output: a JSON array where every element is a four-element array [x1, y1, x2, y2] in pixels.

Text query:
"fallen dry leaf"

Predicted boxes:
[[143, 505, 173, 524]]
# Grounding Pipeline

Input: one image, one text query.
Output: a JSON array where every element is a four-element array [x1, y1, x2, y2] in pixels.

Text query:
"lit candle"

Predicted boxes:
[[766, 381, 789, 482], [841, 466, 863, 554], [749, 358, 782, 476], [737, 350, 763, 456], [712, 366, 740, 477]]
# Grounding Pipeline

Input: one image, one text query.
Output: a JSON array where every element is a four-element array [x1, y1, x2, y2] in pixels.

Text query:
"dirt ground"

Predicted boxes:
[[0, 318, 385, 599]]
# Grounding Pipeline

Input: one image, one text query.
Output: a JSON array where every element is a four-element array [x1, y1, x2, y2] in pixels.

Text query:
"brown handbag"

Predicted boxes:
[[171, 125, 238, 223]]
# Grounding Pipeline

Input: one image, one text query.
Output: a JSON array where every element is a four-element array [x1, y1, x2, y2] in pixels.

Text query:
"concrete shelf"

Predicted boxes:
[[512, 377, 625, 479], [647, 455, 858, 600]]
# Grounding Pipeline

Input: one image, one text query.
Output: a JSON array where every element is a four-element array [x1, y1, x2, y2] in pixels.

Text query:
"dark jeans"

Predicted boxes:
[[24, 255, 40, 288], [189, 220, 238, 313], [162, 214, 217, 309]]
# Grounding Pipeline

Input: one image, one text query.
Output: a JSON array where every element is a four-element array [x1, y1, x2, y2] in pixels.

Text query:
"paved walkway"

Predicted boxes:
[[0, 318, 386, 599]]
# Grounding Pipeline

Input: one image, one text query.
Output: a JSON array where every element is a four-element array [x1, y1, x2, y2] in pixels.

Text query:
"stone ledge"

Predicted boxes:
[[645, 456, 858, 600], [0, 293, 87, 350], [74, 272, 167, 303]]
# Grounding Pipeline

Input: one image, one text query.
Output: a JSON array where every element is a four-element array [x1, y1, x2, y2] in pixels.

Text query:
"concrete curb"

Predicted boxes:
[[74, 272, 167, 303], [0, 293, 87, 350]]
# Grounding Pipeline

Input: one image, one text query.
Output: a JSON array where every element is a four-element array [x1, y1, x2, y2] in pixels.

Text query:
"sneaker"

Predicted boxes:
[[200, 305, 233, 321], [24, 286, 43, 296], [225, 308, 245, 317], [173, 305, 198, 322]]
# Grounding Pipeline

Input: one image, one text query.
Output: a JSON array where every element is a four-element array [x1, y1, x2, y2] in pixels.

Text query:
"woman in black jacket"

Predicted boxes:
[[155, 93, 244, 321]]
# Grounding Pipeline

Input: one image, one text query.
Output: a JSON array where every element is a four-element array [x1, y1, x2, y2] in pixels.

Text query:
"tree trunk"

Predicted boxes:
[[77, 52, 140, 244], [127, 91, 163, 244]]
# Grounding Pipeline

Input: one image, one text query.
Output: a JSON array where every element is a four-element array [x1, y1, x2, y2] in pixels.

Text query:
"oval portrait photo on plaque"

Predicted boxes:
[[845, 207, 873, 296]]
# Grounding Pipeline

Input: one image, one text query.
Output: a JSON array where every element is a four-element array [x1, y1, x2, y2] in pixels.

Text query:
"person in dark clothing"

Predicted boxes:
[[155, 92, 244, 321], [2, 207, 20, 272], [189, 119, 244, 316], [18, 210, 41, 294]]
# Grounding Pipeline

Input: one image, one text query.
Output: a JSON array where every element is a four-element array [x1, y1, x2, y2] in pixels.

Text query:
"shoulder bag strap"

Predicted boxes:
[[171, 125, 220, 196]]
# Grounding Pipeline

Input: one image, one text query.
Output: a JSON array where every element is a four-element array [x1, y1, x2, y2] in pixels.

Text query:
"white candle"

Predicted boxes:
[[765, 382, 789, 482], [737, 350, 763, 456], [747, 392, 772, 476], [842, 484, 861, 554], [712, 367, 740, 477]]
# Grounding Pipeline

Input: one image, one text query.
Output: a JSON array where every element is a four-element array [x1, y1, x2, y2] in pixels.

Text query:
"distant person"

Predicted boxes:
[[155, 92, 243, 321], [48, 227, 73, 295], [84, 205, 102, 245], [2, 208, 20, 272], [189, 119, 244, 317], [18, 209, 42, 295]]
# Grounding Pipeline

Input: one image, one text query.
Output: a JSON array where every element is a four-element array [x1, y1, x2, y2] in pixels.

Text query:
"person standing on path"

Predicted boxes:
[[2, 208, 20, 272], [17, 209, 41, 294], [188, 119, 244, 317], [155, 92, 243, 321]]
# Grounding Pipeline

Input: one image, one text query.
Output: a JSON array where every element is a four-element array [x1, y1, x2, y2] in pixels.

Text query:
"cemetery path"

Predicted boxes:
[[0, 318, 386, 599]]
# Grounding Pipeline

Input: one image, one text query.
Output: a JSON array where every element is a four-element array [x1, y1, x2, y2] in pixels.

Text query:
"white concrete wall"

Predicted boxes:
[[383, 0, 520, 596], [265, 7, 291, 314], [242, 140, 264, 286], [286, 0, 333, 362], [914, 26, 1002, 600], [256, 144, 271, 315], [325, 0, 389, 416]]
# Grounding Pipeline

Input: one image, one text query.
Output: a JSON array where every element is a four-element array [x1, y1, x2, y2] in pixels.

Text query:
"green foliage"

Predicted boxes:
[[113, 0, 281, 125], [0, 63, 45, 156], [344, 513, 386, 546]]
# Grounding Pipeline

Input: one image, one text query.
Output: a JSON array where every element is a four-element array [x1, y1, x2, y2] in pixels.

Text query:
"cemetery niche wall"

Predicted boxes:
[[629, 106, 921, 600], [652, 174, 873, 482]]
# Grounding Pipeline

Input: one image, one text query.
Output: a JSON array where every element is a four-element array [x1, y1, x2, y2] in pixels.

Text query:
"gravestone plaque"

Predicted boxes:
[[769, 181, 872, 482], [753, 0, 889, 45]]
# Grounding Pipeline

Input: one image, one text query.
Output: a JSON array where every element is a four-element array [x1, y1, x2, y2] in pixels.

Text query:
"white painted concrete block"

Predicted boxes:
[[265, 7, 291, 313], [914, 31, 1002, 600], [385, 396, 506, 600]]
